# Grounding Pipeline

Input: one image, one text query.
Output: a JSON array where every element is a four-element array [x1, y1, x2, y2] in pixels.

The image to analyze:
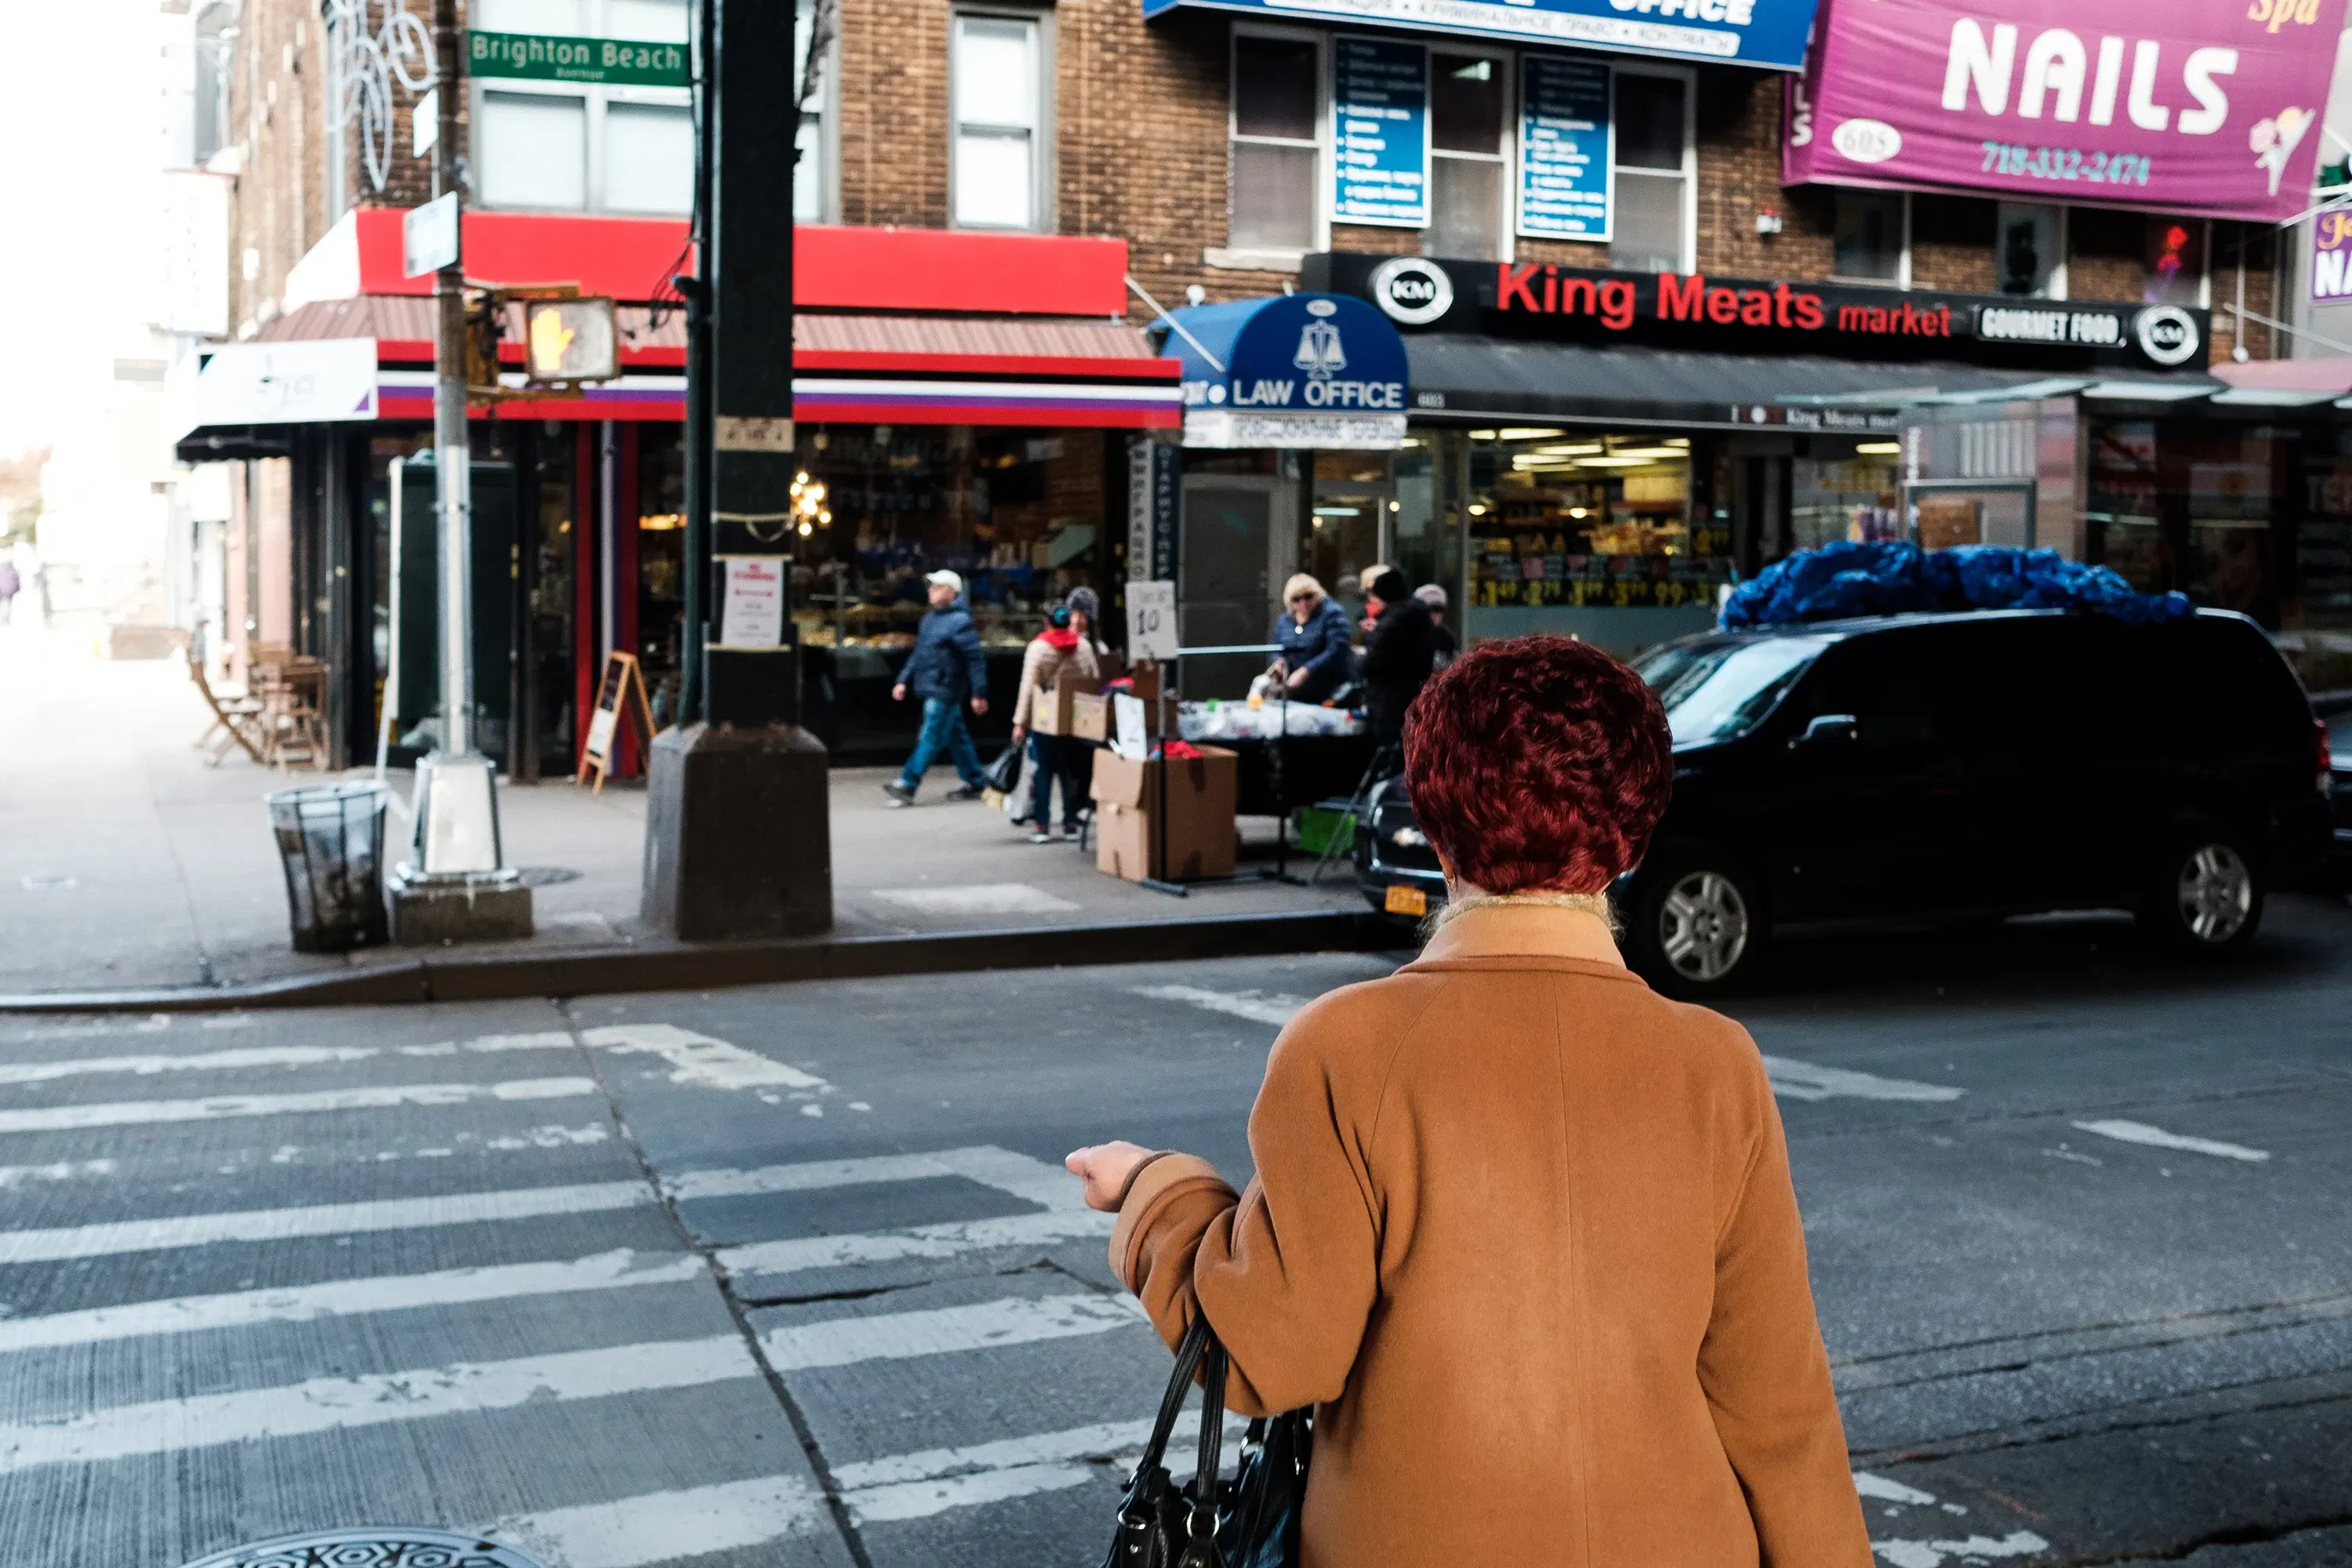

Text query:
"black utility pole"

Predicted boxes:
[[641, 0, 833, 940]]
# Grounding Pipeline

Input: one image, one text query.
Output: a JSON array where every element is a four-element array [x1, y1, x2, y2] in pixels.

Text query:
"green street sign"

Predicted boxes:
[[467, 31, 688, 88]]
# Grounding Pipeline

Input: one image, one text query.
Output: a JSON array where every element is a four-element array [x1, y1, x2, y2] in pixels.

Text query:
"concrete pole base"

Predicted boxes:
[[386, 869, 535, 946], [641, 721, 834, 941]]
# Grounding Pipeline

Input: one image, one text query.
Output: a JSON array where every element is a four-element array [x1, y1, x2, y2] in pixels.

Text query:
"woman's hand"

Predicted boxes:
[[1011, 723, 1026, 743], [1286, 667, 1308, 690], [1065, 1141, 1154, 1211]]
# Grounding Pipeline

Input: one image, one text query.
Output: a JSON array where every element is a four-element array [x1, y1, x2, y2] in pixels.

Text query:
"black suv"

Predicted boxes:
[[1356, 609, 2334, 994]]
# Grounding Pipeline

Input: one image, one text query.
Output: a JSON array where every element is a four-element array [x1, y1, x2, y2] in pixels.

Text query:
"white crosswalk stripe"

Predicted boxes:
[[0, 1022, 1163, 1564]]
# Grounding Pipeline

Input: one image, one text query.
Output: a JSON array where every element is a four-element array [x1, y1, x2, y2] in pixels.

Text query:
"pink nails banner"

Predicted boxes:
[[1783, 0, 2347, 222]]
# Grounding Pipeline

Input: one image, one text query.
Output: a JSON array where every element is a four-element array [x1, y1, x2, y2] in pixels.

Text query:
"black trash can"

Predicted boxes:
[[266, 782, 391, 953]]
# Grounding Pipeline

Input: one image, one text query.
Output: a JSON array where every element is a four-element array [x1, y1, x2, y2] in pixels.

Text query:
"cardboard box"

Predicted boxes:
[[1033, 654, 1149, 736], [1091, 746, 1239, 882], [1071, 691, 1112, 743]]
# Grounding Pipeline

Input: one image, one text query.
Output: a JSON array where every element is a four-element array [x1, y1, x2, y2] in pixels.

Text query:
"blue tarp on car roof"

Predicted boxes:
[[1721, 542, 2193, 629]]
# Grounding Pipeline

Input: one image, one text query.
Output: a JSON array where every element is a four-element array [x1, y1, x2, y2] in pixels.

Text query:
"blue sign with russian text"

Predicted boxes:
[[1141, 0, 1819, 73], [1333, 36, 1428, 228], [1519, 56, 1612, 241]]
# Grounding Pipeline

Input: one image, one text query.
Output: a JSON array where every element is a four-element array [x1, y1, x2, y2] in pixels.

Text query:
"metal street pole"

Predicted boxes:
[[641, 0, 832, 940], [433, 0, 470, 757], [388, 0, 532, 943]]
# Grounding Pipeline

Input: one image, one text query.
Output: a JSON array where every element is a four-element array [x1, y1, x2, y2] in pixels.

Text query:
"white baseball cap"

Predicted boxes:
[[924, 569, 964, 594]]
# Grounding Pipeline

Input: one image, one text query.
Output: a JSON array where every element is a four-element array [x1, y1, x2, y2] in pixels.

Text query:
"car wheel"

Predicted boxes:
[[2140, 831, 2264, 954], [1629, 850, 1763, 997]]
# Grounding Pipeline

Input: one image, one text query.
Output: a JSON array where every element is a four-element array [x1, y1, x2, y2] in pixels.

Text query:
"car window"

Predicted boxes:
[[1644, 637, 1828, 745], [1795, 631, 1961, 752]]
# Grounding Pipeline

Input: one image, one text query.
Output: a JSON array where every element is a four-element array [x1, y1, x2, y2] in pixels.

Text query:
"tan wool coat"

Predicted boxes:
[[1011, 634, 1104, 731], [1110, 902, 1872, 1568]]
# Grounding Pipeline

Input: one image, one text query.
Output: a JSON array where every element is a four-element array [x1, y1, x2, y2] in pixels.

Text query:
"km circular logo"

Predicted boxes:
[[2134, 305, 2201, 368], [1369, 256, 1455, 326]]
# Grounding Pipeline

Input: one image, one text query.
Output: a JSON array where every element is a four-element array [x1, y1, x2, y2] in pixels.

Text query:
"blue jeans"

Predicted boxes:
[[900, 696, 986, 793], [1029, 732, 1082, 831]]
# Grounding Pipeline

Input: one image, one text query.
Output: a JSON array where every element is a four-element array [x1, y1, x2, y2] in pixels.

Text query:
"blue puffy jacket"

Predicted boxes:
[[1274, 595, 1355, 703], [898, 596, 989, 703]]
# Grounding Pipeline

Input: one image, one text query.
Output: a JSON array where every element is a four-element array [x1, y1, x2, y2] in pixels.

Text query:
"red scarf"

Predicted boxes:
[[1041, 626, 1080, 650]]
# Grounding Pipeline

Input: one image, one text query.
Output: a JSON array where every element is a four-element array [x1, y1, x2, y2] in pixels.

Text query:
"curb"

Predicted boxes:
[[0, 909, 1407, 1015]]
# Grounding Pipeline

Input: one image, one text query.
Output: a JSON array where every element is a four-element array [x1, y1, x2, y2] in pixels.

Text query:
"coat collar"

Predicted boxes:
[[1413, 899, 1627, 968]]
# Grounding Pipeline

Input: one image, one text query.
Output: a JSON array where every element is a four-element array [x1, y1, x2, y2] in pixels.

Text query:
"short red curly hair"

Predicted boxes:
[[1402, 634, 1673, 895]]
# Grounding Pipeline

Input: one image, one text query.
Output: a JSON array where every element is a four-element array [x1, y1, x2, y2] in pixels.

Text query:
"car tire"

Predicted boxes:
[[1627, 847, 1766, 998], [2140, 828, 2265, 955]]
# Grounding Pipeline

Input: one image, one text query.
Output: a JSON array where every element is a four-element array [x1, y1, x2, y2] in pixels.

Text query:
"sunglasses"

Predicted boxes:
[[1287, 592, 1316, 603]]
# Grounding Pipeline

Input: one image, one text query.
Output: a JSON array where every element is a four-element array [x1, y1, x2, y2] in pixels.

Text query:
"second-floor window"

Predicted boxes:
[[1610, 70, 1690, 274], [1834, 190, 1909, 285], [1996, 202, 2065, 298], [473, 0, 692, 215], [1230, 32, 1321, 253], [1428, 53, 1507, 261], [952, 12, 1047, 230]]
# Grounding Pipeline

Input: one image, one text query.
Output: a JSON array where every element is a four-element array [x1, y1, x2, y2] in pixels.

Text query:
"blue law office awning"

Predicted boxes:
[[1160, 292, 1410, 451]]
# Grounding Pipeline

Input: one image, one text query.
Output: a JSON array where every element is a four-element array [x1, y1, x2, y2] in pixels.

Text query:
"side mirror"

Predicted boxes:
[[1793, 713, 1860, 750]]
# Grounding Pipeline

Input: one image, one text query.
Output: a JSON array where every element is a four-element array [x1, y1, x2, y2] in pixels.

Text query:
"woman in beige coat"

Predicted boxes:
[[1068, 633, 1871, 1568], [1009, 587, 1104, 844]]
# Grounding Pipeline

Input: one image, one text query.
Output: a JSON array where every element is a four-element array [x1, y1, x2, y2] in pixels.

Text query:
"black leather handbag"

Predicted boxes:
[[1104, 1314, 1313, 1568]]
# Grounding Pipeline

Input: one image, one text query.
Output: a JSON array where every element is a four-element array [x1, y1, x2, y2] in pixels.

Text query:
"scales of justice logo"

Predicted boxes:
[[1293, 299, 1348, 378]]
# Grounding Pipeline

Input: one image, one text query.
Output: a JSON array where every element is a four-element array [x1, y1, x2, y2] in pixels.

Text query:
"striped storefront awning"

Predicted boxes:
[[224, 300, 1181, 430]]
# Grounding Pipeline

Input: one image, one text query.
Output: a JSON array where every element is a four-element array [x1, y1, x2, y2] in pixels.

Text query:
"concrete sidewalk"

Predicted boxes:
[[0, 626, 1366, 1000]]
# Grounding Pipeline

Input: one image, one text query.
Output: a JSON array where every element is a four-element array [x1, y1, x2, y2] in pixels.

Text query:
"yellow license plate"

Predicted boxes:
[[1385, 884, 1428, 917]]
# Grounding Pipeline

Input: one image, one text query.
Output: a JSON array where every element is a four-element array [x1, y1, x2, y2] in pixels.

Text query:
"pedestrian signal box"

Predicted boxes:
[[521, 297, 620, 388]]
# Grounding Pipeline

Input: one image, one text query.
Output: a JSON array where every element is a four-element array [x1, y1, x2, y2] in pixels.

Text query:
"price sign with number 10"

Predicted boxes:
[[1127, 580, 1178, 662]]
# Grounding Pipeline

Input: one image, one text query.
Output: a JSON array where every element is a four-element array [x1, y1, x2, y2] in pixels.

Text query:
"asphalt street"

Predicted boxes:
[[1, 895, 2348, 1568]]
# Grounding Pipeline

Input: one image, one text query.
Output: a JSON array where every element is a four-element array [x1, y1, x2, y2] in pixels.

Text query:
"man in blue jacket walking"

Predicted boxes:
[[884, 569, 992, 805]]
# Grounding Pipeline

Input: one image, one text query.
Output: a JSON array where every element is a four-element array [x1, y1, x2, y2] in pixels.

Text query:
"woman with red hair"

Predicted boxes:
[[1069, 634, 1869, 1568]]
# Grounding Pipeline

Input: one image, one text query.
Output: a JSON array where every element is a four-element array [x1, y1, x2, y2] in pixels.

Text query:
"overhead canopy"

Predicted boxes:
[[1400, 337, 2223, 430], [1163, 292, 1410, 449]]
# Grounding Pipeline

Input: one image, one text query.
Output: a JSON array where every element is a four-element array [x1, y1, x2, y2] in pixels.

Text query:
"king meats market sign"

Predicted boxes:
[[1313, 252, 2207, 369]]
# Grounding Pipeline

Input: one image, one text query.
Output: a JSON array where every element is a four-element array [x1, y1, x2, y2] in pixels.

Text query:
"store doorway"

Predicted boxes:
[[1182, 473, 1286, 699], [1306, 452, 1393, 615]]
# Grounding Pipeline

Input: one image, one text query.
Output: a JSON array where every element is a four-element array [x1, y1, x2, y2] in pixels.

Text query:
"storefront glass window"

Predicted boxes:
[[1790, 445, 1902, 551], [789, 424, 1109, 655], [1428, 54, 1507, 261], [2089, 419, 2281, 624], [637, 426, 687, 723], [1388, 439, 1454, 604], [1308, 451, 1389, 612], [528, 423, 577, 779], [1231, 34, 1320, 252], [1465, 430, 1726, 615], [2145, 220, 2205, 306], [2087, 420, 2168, 591]]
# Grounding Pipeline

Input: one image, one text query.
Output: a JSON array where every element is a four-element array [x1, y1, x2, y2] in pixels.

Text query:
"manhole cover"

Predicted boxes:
[[516, 866, 582, 887], [180, 1528, 548, 1568]]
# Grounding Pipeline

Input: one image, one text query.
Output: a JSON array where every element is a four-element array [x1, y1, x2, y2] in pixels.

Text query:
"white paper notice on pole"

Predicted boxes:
[[1112, 693, 1149, 760], [403, 191, 459, 278], [1127, 580, 1178, 662], [717, 555, 786, 649]]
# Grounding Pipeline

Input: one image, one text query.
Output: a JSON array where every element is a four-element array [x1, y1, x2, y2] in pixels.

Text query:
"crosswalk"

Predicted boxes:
[[0, 1015, 1165, 1568]]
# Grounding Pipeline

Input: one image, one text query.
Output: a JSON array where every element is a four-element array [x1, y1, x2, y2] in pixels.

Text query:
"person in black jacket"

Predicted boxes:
[[1415, 583, 1458, 670], [1358, 568, 1436, 752], [884, 569, 991, 805]]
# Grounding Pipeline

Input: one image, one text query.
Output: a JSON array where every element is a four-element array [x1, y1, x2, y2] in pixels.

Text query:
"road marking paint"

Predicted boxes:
[[666, 1144, 1086, 1211], [485, 1123, 611, 1150], [1871, 1530, 2049, 1568], [0, 1160, 116, 1189], [2071, 1119, 2270, 1163], [850, 1461, 1100, 1523], [0, 1181, 654, 1265], [873, 883, 1083, 916], [1762, 1057, 1965, 1103], [720, 1209, 1113, 1282], [760, 1291, 1148, 1372], [0, 1336, 760, 1475], [1853, 1471, 1939, 1505], [0, 1250, 702, 1355], [398, 1031, 576, 1058], [0, 1078, 598, 1135], [579, 1024, 827, 1091], [0, 1044, 379, 1087], [1131, 984, 1311, 1029], [490, 1475, 826, 1568]]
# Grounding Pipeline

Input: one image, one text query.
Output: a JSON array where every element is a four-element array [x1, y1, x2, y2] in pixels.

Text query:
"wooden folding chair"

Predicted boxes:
[[184, 636, 267, 766]]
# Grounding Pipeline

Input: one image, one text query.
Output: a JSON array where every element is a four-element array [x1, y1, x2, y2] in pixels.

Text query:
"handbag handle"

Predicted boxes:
[[1189, 1334, 1229, 1539], [1128, 1314, 1214, 1490]]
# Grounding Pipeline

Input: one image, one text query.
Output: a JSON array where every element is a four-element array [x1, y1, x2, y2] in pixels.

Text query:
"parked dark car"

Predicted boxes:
[[1357, 609, 2334, 994], [2325, 706, 2352, 884]]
